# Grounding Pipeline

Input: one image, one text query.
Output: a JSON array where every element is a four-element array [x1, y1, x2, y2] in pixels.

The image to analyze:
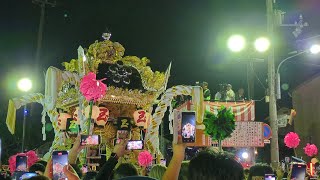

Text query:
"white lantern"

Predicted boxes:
[[57, 113, 71, 131], [133, 110, 151, 128], [95, 107, 109, 126], [84, 105, 100, 120], [72, 107, 82, 125]]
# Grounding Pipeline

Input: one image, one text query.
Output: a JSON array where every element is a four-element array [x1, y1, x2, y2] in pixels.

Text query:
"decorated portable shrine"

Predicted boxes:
[[5, 34, 177, 170]]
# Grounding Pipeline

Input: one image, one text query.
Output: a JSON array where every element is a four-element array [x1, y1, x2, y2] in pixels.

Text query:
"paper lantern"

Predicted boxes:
[[133, 110, 150, 128], [95, 107, 109, 126], [72, 107, 82, 125], [57, 113, 71, 131], [84, 105, 100, 120]]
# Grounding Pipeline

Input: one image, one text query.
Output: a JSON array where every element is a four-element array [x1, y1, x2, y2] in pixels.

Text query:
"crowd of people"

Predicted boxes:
[[200, 82, 246, 102], [0, 134, 307, 180]]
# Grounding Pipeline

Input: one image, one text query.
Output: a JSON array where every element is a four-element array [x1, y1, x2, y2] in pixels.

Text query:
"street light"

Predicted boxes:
[[227, 35, 270, 100], [17, 78, 32, 152], [254, 37, 271, 52], [227, 35, 246, 52], [310, 44, 320, 54], [276, 44, 320, 99], [17, 78, 32, 92]]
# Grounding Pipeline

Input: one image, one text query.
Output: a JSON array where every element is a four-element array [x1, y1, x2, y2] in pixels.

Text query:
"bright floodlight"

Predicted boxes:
[[227, 35, 246, 52], [309, 44, 320, 54], [241, 152, 249, 159], [254, 37, 270, 52], [17, 78, 32, 92]]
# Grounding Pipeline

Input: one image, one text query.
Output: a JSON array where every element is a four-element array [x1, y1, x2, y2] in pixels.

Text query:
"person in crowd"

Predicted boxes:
[[214, 91, 222, 101], [188, 151, 244, 180], [215, 84, 226, 101], [29, 163, 46, 175], [95, 139, 128, 180], [247, 163, 274, 180], [226, 84, 235, 101], [202, 82, 211, 101], [149, 164, 167, 180], [162, 142, 187, 180], [113, 163, 138, 179], [35, 160, 47, 168], [178, 161, 189, 180], [235, 88, 246, 101], [44, 158, 80, 180]]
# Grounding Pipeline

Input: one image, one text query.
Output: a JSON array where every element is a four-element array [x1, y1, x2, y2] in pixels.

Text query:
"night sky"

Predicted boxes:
[[2, 0, 320, 153]]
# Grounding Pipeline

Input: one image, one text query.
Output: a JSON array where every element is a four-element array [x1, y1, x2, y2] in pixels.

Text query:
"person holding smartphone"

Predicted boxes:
[[95, 139, 128, 180]]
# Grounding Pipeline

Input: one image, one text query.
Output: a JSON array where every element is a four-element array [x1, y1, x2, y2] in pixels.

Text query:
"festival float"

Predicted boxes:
[[5, 33, 264, 171]]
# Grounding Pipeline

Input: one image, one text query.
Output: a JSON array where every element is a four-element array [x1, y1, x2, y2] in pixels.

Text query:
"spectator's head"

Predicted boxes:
[[202, 82, 208, 90], [35, 160, 47, 167], [227, 84, 232, 91], [238, 88, 244, 95], [148, 164, 166, 180], [113, 163, 138, 179], [248, 163, 274, 180], [188, 151, 244, 180], [178, 161, 189, 180], [28, 163, 45, 175]]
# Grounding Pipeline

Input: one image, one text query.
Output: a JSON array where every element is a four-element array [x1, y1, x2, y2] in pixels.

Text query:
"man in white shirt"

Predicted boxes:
[[226, 84, 235, 101]]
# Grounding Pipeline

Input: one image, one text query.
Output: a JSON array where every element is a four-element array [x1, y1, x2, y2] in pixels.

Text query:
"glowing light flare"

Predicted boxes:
[[17, 78, 32, 92], [310, 44, 320, 54], [254, 37, 270, 52], [227, 35, 246, 52], [241, 152, 249, 159]]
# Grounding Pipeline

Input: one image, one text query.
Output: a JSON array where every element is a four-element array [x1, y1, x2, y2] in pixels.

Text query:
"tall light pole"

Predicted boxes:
[[17, 78, 32, 152], [266, 0, 279, 168], [32, 0, 56, 69]]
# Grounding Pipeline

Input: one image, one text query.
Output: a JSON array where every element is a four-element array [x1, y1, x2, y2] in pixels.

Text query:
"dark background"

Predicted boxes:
[[2, 0, 320, 164]]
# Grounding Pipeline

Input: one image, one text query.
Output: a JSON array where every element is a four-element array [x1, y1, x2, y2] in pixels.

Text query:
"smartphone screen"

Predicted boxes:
[[291, 163, 306, 180], [80, 135, 100, 146], [181, 112, 196, 143], [52, 151, 68, 180], [126, 140, 144, 150], [16, 155, 27, 171], [264, 174, 276, 180], [20, 172, 38, 180]]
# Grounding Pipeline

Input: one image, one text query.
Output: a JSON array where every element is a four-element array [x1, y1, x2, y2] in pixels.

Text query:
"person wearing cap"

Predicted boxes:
[[201, 82, 211, 101], [226, 84, 235, 101]]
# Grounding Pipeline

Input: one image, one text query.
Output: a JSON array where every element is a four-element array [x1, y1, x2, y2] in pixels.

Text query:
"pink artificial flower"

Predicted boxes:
[[138, 150, 153, 167], [284, 132, 300, 148], [304, 143, 318, 157], [80, 72, 107, 102]]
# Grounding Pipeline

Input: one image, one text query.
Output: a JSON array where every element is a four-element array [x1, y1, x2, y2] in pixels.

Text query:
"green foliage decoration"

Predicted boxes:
[[203, 106, 236, 141]]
